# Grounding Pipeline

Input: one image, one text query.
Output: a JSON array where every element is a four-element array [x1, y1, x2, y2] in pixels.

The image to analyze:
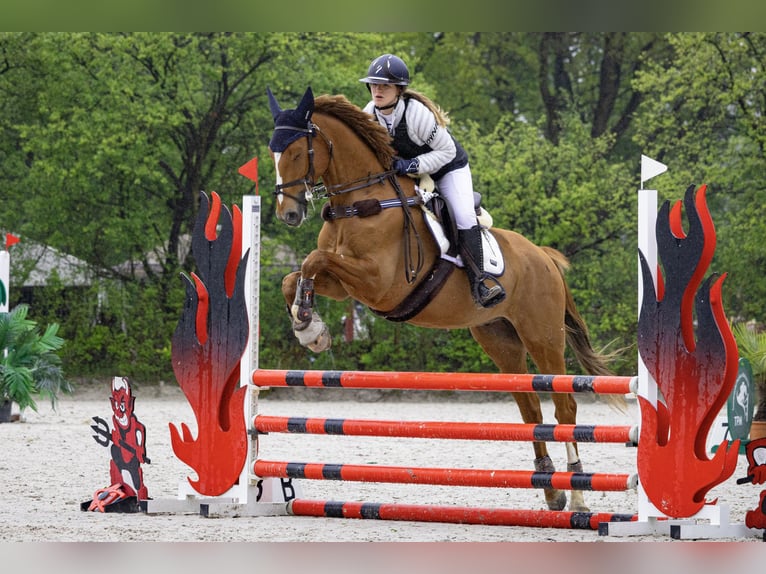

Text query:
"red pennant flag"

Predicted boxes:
[[5, 233, 20, 250], [238, 157, 259, 194]]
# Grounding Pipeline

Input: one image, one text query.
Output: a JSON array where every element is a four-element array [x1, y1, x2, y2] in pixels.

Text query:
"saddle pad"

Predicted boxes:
[[421, 206, 505, 276]]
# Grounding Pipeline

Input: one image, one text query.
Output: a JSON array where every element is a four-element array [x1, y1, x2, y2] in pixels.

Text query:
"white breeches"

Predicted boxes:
[[435, 164, 477, 230]]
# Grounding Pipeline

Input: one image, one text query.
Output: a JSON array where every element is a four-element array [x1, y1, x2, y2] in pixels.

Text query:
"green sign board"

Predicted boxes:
[[727, 358, 755, 441]]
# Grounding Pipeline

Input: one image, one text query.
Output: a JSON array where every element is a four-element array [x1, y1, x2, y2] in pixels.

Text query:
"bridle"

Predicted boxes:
[[272, 123, 331, 206], [272, 122, 398, 204]]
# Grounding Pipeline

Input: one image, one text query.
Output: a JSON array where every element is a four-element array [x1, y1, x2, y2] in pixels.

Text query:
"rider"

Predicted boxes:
[[360, 53, 505, 308]]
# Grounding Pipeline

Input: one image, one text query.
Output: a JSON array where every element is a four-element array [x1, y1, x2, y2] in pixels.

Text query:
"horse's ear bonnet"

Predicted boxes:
[[268, 86, 315, 152]]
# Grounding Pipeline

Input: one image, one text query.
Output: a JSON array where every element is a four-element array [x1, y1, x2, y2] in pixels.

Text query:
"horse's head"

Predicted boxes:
[[268, 86, 326, 227]]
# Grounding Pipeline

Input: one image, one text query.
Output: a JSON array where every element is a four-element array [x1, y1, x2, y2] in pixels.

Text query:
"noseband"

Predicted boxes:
[[272, 123, 333, 206]]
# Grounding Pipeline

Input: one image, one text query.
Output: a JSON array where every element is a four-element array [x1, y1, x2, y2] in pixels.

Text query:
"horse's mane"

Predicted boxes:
[[314, 94, 395, 169]]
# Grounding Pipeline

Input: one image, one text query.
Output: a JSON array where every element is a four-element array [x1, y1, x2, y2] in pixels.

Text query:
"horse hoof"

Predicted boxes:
[[307, 327, 332, 352], [294, 316, 330, 351], [546, 490, 567, 511], [568, 485, 589, 512]]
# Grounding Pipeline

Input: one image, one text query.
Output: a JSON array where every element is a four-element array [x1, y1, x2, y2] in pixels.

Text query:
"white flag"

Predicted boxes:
[[641, 154, 668, 187]]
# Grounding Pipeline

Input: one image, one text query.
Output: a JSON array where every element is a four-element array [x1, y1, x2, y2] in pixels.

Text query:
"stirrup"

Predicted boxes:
[[475, 275, 506, 308]]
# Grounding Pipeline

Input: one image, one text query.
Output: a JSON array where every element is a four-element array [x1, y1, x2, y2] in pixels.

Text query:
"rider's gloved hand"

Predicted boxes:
[[393, 157, 420, 175]]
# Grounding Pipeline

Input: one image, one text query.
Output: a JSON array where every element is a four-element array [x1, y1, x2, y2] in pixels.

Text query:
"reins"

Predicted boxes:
[[388, 173, 425, 284]]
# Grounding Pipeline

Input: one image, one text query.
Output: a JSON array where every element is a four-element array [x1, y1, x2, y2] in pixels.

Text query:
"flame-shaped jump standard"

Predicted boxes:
[[637, 184, 739, 518], [169, 192, 250, 496]]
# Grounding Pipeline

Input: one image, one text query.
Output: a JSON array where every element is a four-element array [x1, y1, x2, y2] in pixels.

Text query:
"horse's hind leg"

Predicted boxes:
[[551, 393, 588, 512], [523, 336, 590, 511], [469, 320, 568, 512]]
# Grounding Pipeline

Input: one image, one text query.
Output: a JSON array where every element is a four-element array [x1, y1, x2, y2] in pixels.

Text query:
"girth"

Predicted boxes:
[[368, 258, 455, 322]]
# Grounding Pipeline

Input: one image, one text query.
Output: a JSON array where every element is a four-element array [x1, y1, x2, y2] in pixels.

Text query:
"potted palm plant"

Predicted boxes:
[[0, 304, 71, 422], [732, 322, 766, 440]]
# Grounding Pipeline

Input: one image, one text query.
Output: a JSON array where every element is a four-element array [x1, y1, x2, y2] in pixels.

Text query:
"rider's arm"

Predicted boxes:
[[404, 98, 456, 175]]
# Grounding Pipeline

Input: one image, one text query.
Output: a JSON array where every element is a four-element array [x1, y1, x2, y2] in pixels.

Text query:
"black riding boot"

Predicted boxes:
[[458, 225, 506, 308]]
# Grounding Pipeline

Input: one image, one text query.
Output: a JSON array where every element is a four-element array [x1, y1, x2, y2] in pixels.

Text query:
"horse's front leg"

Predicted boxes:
[[281, 271, 339, 353], [282, 251, 379, 353]]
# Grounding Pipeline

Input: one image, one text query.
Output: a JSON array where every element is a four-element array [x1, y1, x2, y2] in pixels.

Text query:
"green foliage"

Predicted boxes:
[[1, 32, 764, 383], [27, 280, 178, 382], [632, 33, 766, 322], [0, 304, 70, 411]]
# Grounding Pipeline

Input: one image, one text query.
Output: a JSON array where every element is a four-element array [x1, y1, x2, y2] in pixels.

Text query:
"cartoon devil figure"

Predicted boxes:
[[740, 437, 766, 532], [91, 376, 150, 500]]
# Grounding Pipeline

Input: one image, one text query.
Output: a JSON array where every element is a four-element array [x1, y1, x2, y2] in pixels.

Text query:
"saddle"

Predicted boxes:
[[417, 174, 504, 276], [370, 175, 505, 322]]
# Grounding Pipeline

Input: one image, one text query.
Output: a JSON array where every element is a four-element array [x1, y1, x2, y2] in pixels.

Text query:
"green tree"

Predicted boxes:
[[632, 32, 766, 323], [2, 32, 762, 382]]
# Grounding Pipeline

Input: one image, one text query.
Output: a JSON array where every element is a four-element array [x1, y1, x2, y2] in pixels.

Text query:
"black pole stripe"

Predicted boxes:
[[572, 425, 598, 442], [530, 472, 554, 489], [570, 473, 595, 491], [571, 376, 597, 393], [570, 512, 594, 529], [322, 464, 344, 480], [321, 371, 344, 387], [360, 503, 382, 519], [285, 371, 306, 386], [531, 375, 555, 392], [286, 417, 308, 433], [324, 419, 345, 434], [285, 462, 307, 478], [323, 501, 346, 518], [532, 424, 557, 441]]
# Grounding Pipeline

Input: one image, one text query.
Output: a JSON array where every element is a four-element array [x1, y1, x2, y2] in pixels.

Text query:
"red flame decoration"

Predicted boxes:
[[169, 192, 249, 496], [637, 184, 739, 518]]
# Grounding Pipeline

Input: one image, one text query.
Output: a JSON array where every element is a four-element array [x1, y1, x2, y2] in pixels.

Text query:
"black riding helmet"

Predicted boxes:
[[359, 54, 410, 88]]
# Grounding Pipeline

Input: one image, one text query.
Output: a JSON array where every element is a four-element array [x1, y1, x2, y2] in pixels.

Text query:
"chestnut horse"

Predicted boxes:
[[267, 86, 615, 512]]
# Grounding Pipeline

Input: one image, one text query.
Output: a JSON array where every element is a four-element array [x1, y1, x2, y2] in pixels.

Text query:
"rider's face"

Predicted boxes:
[[370, 83, 398, 112]]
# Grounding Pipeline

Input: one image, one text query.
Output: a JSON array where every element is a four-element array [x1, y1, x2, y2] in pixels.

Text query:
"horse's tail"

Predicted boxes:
[[541, 247, 614, 377]]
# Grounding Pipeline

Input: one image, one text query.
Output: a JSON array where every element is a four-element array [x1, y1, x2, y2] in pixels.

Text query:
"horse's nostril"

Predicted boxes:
[[284, 211, 301, 227]]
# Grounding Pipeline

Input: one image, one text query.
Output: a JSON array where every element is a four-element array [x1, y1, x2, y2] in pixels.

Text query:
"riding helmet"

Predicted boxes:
[[359, 54, 410, 86]]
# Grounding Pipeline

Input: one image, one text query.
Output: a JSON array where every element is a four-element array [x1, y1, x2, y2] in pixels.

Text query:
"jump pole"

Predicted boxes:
[[288, 499, 638, 530], [254, 415, 638, 444], [251, 369, 637, 395]]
